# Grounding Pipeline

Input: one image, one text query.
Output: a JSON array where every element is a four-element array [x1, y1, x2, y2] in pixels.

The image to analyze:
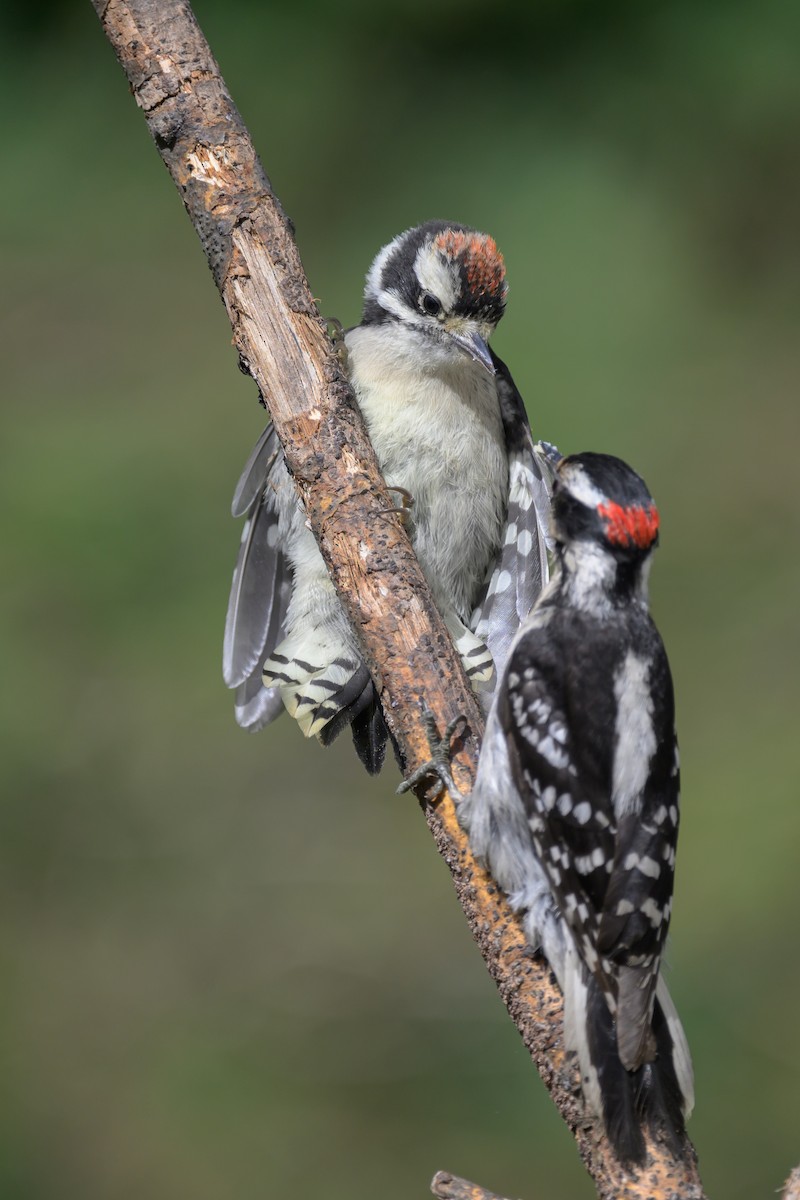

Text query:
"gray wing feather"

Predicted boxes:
[[222, 427, 292, 732], [234, 670, 285, 732], [473, 352, 556, 677], [231, 423, 281, 518]]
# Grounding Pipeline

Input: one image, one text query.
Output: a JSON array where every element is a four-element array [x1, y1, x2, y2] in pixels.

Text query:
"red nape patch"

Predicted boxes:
[[432, 229, 506, 298], [597, 500, 660, 549]]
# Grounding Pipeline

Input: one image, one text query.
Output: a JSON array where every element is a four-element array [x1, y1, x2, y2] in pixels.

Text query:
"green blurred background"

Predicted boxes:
[[2, 1, 799, 1196]]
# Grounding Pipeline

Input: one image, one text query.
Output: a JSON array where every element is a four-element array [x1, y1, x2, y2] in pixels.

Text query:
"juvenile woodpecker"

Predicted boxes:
[[222, 221, 553, 773], [461, 448, 694, 1164]]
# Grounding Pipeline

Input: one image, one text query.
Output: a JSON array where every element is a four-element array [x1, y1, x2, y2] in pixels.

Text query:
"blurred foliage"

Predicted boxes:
[[1, 1, 799, 1197]]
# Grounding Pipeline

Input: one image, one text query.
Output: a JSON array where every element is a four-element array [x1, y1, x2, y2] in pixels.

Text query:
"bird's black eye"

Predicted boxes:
[[420, 292, 442, 317]]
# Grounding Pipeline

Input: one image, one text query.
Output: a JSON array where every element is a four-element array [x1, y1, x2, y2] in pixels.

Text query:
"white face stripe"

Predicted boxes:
[[375, 286, 412, 322], [366, 229, 459, 323], [559, 461, 606, 508], [413, 244, 459, 312]]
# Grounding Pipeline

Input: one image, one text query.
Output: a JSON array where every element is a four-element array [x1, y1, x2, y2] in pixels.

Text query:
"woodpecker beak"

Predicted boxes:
[[449, 330, 495, 374]]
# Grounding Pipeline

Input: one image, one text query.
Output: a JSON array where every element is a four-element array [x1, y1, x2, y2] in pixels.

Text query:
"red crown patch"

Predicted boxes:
[[597, 500, 660, 549], [432, 229, 506, 298]]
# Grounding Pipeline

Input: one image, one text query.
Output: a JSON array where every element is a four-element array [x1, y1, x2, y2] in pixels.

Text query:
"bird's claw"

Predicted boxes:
[[325, 317, 349, 369], [397, 707, 469, 801], [535, 440, 563, 471], [378, 486, 415, 526]]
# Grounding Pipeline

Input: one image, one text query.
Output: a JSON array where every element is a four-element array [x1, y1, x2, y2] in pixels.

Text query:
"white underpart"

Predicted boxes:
[[463, 692, 564, 965], [612, 650, 657, 818], [261, 316, 508, 735], [346, 322, 508, 622], [464, 604, 570, 993]]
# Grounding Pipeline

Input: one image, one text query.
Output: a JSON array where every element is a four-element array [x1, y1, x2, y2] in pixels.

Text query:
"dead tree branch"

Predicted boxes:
[[431, 1170, 518, 1200], [91, 2, 708, 1196], [783, 1166, 800, 1200]]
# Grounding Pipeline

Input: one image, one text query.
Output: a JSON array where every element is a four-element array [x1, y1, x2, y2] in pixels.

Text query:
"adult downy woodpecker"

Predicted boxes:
[[461, 448, 694, 1164], [222, 221, 553, 774]]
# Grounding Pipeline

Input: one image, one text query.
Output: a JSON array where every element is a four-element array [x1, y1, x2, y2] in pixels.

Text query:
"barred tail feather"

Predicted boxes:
[[259, 621, 391, 771], [261, 628, 370, 737], [449, 621, 494, 684]]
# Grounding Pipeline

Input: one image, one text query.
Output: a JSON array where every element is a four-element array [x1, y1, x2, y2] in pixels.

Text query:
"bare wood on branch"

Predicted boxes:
[[91, 3, 708, 1197], [783, 1166, 800, 1200], [431, 1170, 518, 1200]]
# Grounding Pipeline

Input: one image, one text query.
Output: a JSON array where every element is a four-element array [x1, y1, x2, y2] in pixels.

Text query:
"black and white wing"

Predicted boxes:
[[222, 423, 292, 731], [506, 625, 680, 1050], [472, 351, 555, 678], [504, 627, 618, 1002], [504, 622, 690, 1161]]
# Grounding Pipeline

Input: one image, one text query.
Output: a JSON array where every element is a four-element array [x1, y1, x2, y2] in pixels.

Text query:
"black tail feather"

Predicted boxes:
[[586, 979, 686, 1165], [586, 979, 646, 1165], [314, 672, 389, 776], [349, 696, 390, 775], [633, 997, 687, 1157]]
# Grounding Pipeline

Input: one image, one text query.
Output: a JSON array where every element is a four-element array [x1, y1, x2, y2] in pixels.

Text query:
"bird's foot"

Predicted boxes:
[[325, 317, 349, 369], [397, 707, 469, 800], [534, 440, 563, 471], [379, 485, 414, 526]]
